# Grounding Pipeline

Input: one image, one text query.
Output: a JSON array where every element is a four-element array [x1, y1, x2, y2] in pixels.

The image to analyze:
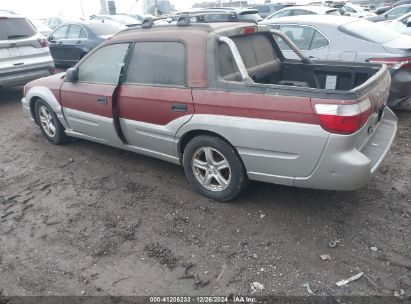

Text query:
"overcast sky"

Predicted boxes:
[[1, 0, 267, 18]]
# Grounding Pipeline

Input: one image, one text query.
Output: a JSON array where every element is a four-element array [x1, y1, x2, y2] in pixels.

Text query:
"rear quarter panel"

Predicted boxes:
[[180, 90, 330, 184]]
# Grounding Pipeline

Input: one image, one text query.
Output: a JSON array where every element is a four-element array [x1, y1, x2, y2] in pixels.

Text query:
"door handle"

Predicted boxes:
[[97, 96, 108, 105], [171, 103, 187, 112]]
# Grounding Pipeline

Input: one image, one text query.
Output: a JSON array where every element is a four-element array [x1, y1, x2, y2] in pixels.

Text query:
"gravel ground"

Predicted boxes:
[[0, 86, 409, 298]]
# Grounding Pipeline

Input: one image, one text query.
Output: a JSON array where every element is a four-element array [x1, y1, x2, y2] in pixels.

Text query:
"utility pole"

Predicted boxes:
[[153, 0, 158, 16], [79, 0, 85, 18], [99, 0, 108, 14]]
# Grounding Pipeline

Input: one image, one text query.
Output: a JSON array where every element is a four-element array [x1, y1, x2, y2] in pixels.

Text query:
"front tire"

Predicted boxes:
[[183, 135, 248, 201], [35, 99, 68, 145]]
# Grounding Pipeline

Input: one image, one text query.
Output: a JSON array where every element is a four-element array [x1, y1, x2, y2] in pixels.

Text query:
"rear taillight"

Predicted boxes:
[[314, 99, 372, 135], [38, 37, 48, 48], [367, 57, 411, 70]]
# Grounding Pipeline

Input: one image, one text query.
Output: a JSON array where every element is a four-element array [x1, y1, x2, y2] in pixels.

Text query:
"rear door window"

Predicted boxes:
[[126, 42, 186, 87], [0, 18, 37, 40], [310, 30, 329, 49], [277, 25, 316, 50], [67, 25, 87, 39]]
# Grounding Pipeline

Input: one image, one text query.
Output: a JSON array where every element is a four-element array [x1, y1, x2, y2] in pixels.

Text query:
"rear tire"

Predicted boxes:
[[35, 99, 68, 145], [183, 135, 248, 201]]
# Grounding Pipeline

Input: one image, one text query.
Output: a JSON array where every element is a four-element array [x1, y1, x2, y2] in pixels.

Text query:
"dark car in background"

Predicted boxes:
[[367, 4, 411, 22], [48, 20, 126, 67], [249, 3, 286, 19], [0, 13, 54, 87]]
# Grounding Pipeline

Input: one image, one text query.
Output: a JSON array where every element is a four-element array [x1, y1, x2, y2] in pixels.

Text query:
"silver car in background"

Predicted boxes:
[[261, 15, 411, 110], [0, 13, 55, 87]]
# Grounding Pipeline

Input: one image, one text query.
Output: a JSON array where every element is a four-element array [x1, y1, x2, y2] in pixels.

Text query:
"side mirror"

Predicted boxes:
[[66, 67, 78, 83], [407, 17, 411, 27]]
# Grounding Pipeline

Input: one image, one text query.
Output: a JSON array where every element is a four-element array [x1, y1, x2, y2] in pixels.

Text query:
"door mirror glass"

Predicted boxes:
[[66, 67, 79, 83]]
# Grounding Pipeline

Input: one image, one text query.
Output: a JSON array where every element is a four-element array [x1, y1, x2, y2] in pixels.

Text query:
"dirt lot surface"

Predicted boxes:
[[0, 86, 410, 298]]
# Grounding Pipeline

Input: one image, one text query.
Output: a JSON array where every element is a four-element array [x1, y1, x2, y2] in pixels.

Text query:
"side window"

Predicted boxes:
[[67, 25, 83, 39], [126, 42, 186, 86], [78, 43, 130, 84], [278, 25, 315, 50], [269, 9, 291, 19], [310, 30, 329, 49], [52, 25, 68, 39], [343, 6, 356, 13], [292, 9, 315, 16]]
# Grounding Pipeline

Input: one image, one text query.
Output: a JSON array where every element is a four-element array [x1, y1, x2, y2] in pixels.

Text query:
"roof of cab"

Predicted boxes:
[[112, 22, 260, 41]]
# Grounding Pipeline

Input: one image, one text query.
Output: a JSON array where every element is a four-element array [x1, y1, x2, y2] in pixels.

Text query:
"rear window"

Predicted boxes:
[[239, 11, 263, 22], [87, 23, 122, 36], [0, 18, 37, 40], [339, 19, 401, 44]]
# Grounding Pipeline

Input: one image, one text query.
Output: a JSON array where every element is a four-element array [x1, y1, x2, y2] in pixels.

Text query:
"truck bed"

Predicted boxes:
[[217, 32, 390, 101]]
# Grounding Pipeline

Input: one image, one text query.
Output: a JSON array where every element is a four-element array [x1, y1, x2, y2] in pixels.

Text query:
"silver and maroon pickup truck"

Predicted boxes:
[[21, 20, 397, 201]]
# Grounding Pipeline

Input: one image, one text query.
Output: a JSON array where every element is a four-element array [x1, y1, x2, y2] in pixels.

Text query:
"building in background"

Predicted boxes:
[[143, 0, 174, 14], [192, 0, 248, 7]]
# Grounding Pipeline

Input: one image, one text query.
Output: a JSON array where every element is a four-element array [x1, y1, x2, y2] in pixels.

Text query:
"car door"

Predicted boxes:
[[60, 43, 130, 145], [48, 25, 68, 62], [64, 24, 88, 65], [117, 41, 194, 157]]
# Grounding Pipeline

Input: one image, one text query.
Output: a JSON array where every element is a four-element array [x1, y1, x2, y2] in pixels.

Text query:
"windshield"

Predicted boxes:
[[0, 18, 37, 40], [239, 11, 263, 22], [339, 19, 401, 44], [87, 22, 124, 36]]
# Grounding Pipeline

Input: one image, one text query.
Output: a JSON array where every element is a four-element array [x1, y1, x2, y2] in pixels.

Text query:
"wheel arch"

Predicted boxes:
[[177, 129, 246, 170], [26, 86, 69, 128]]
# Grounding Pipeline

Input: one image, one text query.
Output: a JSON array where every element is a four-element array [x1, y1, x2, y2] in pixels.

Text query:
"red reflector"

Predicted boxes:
[[243, 27, 257, 35]]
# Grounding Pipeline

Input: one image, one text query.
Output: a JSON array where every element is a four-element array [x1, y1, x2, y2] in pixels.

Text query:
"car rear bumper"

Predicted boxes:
[[294, 107, 397, 191], [0, 66, 53, 87], [388, 69, 411, 110]]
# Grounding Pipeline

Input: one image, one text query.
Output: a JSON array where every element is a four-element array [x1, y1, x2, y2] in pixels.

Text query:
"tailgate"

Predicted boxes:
[[351, 65, 392, 150]]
